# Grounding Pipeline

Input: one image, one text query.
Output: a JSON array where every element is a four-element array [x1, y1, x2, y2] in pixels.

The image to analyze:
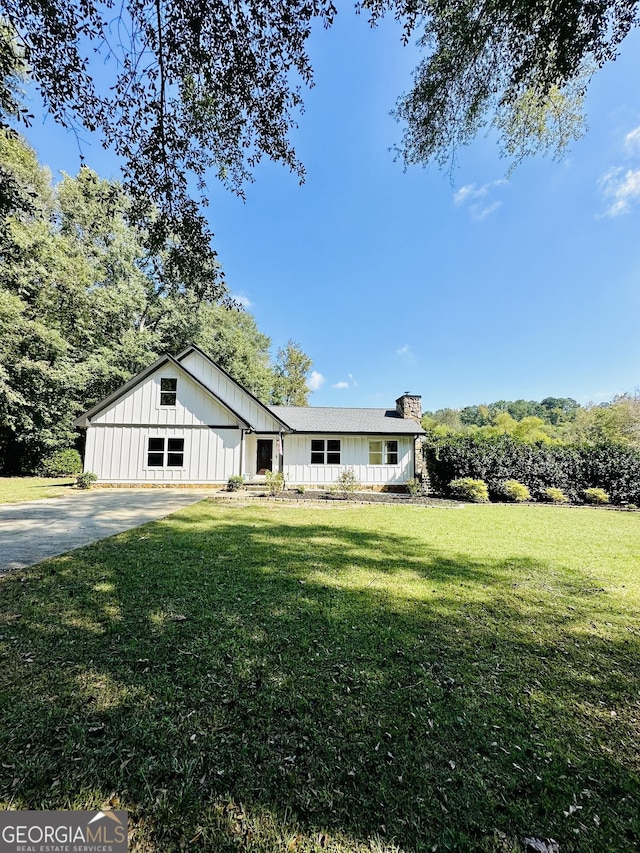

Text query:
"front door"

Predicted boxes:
[[256, 439, 273, 474]]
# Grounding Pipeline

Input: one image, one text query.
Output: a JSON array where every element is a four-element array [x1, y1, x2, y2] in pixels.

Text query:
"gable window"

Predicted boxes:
[[160, 377, 177, 406], [310, 438, 341, 464], [369, 439, 399, 465], [146, 437, 185, 467]]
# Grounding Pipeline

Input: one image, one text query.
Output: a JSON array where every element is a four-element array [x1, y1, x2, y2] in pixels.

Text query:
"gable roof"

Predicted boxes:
[[268, 406, 426, 435], [73, 346, 424, 435], [176, 343, 292, 431], [73, 354, 252, 429]]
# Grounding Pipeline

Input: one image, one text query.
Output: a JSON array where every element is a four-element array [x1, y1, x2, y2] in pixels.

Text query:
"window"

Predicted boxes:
[[167, 438, 185, 467], [369, 439, 399, 465], [147, 437, 165, 467], [310, 438, 341, 464], [160, 377, 177, 406], [146, 437, 184, 467]]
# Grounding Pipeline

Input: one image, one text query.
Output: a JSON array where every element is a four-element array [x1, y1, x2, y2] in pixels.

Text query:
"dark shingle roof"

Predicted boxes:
[[269, 406, 425, 434]]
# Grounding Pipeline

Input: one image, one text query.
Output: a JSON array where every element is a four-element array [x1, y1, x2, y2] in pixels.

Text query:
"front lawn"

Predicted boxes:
[[0, 502, 638, 852], [0, 476, 75, 503]]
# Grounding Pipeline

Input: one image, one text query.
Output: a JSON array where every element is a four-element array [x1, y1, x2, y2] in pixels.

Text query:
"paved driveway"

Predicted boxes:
[[0, 489, 219, 574]]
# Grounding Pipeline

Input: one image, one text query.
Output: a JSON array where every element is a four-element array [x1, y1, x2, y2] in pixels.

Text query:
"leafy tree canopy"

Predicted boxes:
[[271, 339, 313, 406], [0, 132, 312, 471], [1, 1, 337, 273], [1, 1, 637, 273], [365, 0, 638, 168], [423, 392, 640, 449]]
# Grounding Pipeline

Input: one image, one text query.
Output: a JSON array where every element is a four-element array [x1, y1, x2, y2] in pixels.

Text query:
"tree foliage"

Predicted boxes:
[[423, 393, 640, 451], [271, 339, 313, 406], [1, 0, 337, 271], [364, 0, 639, 168], [1, 0, 636, 258], [0, 132, 311, 472], [425, 431, 640, 505]]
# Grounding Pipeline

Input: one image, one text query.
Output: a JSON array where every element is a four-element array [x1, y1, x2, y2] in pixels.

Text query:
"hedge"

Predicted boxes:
[[423, 433, 640, 505]]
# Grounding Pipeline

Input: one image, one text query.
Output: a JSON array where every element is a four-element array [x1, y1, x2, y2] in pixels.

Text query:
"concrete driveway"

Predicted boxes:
[[0, 489, 219, 574]]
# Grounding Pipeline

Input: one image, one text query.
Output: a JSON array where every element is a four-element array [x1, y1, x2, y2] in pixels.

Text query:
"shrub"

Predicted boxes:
[[449, 477, 489, 502], [501, 479, 530, 502], [41, 449, 82, 477], [423, 432, 640, 505], [296, 485, 306, 494], [331, 467, 361, 499], [406, 477, 424, 497], [544, 487, 569, 504], [227, 475, 245, 492], [583, 487, 609, 505], [75, 471, 97, 489], [265, 469, 285, 495]]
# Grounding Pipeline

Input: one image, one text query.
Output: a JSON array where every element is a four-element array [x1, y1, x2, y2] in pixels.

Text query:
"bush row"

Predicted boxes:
[[423, 433, 640, 505]]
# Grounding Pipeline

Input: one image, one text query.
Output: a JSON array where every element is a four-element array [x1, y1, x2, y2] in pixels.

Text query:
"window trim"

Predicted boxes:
[[368, 439, 399, 466], [144, 435, 186, 469], [159, 376, 177, 407], [310, 437, 341, 465]]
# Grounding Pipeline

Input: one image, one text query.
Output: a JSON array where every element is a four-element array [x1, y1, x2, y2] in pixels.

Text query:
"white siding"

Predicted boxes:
[[85, 425, 241, 483], [181, 351, 283, 432], [91, 365, 239, 427], [282, 435, 414, 485]]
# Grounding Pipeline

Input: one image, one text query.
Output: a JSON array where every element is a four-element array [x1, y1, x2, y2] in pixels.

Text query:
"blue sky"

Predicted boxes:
[[23, 8, 640, 412]]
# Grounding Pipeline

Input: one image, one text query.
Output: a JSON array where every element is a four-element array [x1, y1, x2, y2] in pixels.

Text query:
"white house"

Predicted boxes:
[[74, 345, 425, 488]]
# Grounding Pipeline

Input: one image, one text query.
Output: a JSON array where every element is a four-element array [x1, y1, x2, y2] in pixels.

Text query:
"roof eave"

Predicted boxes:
[[74, 354, 252, 429], [177, 343, 292, 431]]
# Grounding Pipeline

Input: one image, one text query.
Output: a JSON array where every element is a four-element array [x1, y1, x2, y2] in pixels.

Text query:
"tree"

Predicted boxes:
[[365, 0, 638, 169], [0, 22, 32, 221], [2, 1, 635, 271], [271, 340, 312, 406], [1, 0, 337, 274], [0, 132, 282, 471], [194, 303, 274, 402], [567, 393, 640, 449], [540, 396, 580, 425]]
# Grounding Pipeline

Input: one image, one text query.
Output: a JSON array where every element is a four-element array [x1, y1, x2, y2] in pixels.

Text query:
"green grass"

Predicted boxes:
[[0, 476, 75, 503], [1, 501, 639, 852]]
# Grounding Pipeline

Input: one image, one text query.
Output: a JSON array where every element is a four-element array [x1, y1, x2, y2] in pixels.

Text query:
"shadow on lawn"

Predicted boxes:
[[0, 504, 638, 853]]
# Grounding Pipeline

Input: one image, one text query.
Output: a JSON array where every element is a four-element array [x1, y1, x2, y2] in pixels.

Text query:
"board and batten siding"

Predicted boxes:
[[85, 364, 243, 482], [90, 365, 238, 427], [180, 351, 283, 432], [282, 435, 414, 485], [84, 425, 241, 482]]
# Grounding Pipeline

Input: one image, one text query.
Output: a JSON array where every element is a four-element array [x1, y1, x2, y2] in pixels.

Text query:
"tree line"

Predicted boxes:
[[0, 131, 313, 474], [423, 394, 640, 450]]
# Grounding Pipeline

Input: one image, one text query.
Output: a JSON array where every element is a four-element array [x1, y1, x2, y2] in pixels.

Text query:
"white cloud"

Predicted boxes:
[[476, 201, 502, 220], [231, 292, 252, 308], [308, 370, 326, 392], [454, 179, 506, 205], [332, 381, 349, 389], [598, 167, 640, 217], [348, 373, 358, 387], [396, 344, 416, 364], [454, 180, 506, 219], [624, 126, 640, 154], [453, 184, 479, 205]]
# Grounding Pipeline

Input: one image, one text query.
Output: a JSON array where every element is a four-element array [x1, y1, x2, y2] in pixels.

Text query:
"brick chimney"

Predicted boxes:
[[396, 392, 422, 423]]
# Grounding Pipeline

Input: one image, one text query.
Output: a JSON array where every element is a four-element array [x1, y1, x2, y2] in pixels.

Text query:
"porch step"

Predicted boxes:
[[241, 483, 269, 492]]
